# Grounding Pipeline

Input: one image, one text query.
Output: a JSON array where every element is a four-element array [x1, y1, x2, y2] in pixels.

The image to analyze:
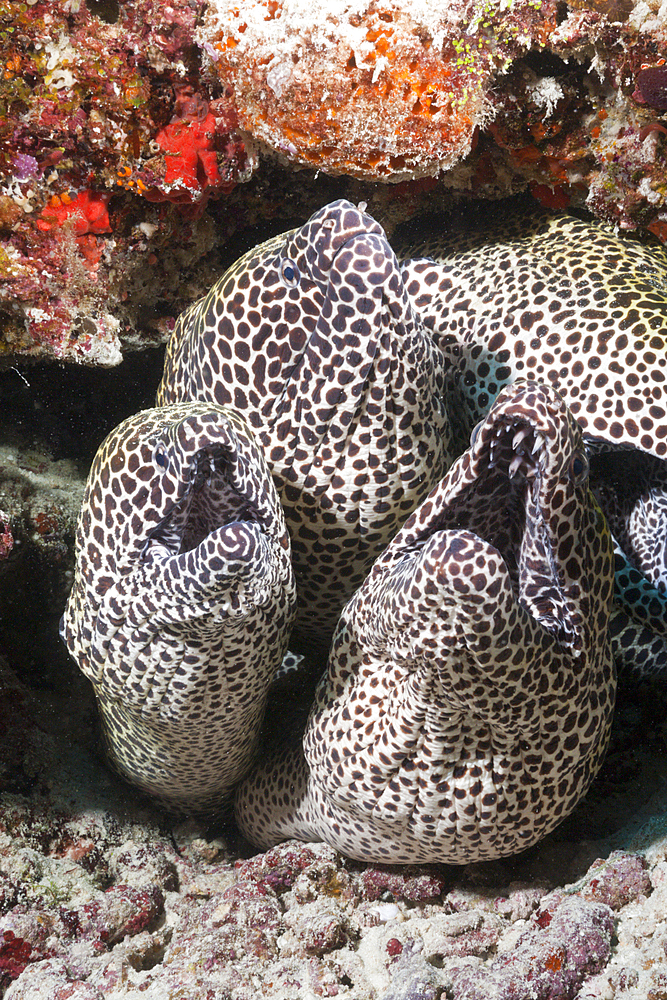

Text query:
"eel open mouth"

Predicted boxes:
[[485, 418, 543, 481], [426, 386, 586, 646], [145, 443, 263, 560], [441, 413, 546, 590]]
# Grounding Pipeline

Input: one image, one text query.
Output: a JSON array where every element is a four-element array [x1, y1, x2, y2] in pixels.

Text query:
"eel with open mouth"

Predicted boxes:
[[398, 199, 667, 643], [60, 403, 296, 813], [235, 381, 616, 864]]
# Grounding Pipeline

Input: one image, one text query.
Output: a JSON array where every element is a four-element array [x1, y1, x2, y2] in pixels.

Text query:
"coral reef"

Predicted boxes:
[[3, 2, 667, 997], [202, 0, 667, 233], [201, 0, 500, 180], [0, 0, 255, 364], [2, 0, 667, 364]]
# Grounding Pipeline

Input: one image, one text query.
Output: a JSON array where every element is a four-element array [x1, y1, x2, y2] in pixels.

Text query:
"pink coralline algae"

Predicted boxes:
[[233, 840, 373, 907], [78, 884, 165, 947], [0, 513, 12, 560], [633, 64, 667, 111], [234, 842, 330, 895], [448, 895, 615, 1000], [578, 851, 652, 911], [0, 931, 32, 985], [357, 865, 449, 902]]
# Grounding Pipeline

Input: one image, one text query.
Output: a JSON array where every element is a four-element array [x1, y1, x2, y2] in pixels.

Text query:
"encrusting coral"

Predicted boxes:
[[200, 0, 667, 233], [0, 0, 254, 364], [2, 1, 667, 364]]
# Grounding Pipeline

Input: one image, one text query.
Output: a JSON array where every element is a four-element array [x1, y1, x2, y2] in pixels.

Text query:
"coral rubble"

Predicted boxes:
[[2, 676, 667, 1000]]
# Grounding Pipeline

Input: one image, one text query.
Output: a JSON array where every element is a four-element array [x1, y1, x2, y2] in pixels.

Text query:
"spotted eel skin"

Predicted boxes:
[[397, 199, 667, 639], [157, 200, 453, 644], [236, 381, 616, 864], [60, 403, 296, 813]]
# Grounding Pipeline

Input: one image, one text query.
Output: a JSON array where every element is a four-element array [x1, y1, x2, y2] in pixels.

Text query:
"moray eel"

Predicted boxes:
[[60, 403, 297, 813], [235, 381, 616, 864], [397, 200, 667, 637], [157, 199, 453, 643]]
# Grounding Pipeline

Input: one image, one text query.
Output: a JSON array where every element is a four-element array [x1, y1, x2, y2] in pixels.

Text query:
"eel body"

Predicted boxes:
[[62, 198, 664, 839], [157, 199, 453, 642], [61, 403, 296, 812], [398, 201, 667, 636], [235, 381, 616, 864]]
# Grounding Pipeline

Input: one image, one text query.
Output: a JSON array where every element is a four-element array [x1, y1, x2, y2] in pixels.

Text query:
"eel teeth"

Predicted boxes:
[[508, 454, 524, 478], [513, 426, 533, 449], [191, 449, 217, 490], [488, 422, 544, 478]]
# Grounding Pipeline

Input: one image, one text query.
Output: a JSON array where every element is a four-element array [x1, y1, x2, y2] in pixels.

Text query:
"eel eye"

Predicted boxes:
[[154, 447, 169, 471], [569, 450, 589, 486], [280, 258, 300, 288]]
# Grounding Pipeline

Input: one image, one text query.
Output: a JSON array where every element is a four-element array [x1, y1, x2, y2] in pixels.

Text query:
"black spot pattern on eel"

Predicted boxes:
[[60, 403, 296, 813], [157, 200, 453, 644], [235, 381, 616, 865], [396, 200, 667, 637]]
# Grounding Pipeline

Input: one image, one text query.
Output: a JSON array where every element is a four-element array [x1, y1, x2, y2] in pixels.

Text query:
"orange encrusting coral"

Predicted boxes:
[[204, 3, 494, 180], [202, 0, 568, 182], [36, 190, 113, 267]]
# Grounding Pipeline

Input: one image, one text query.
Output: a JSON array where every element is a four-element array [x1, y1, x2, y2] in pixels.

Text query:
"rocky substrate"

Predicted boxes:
[[0, 625, 664, 999]]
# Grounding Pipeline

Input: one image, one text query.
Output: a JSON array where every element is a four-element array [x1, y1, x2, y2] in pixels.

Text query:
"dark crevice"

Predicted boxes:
[[86, 0, 120, 24], [0, 347, 166, 463]]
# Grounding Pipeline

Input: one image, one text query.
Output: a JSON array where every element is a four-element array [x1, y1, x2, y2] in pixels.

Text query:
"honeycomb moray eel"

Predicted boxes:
[[235, 381, 616, 864], [157, 200, 453, 644], [60, 403, 297, 813], [397, 200, 667, 639]]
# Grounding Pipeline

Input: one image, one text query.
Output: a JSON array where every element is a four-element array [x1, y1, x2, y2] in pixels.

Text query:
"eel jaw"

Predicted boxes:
[[142, 444, 261, 561], [466, 411, 582, 648], [486, 418, 544, 481]]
